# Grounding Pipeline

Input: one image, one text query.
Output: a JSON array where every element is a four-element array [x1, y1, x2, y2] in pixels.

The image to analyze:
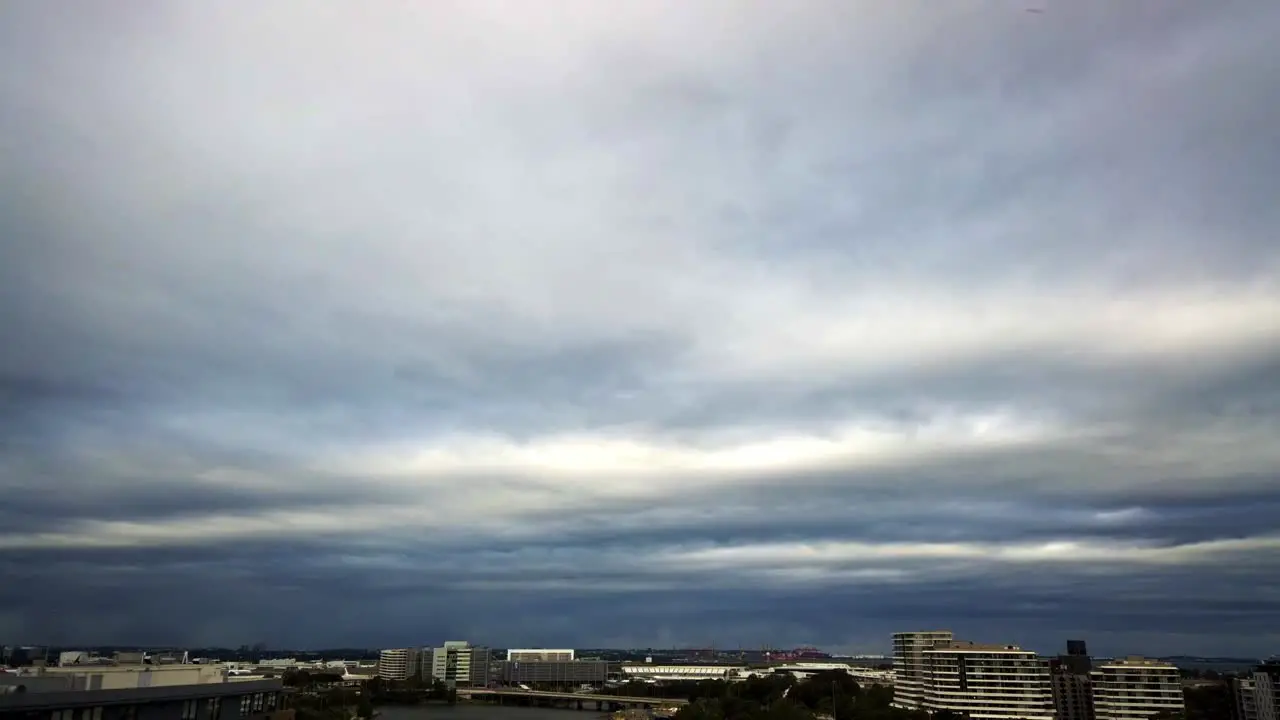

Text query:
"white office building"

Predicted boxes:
[[892, 630, 954, 709], [921, 641, 1054, 720], [377, 648, 419, 681], [429, 641, 490, 687], [507, 649, 575, 662], [1091, 657, 1184, 720]]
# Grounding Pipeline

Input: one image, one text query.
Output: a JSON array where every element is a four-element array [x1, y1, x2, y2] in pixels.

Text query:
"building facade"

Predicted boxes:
[[428, 642, 489, 688], [1234, 660, 1280, 720], [506, 650, 575, 663], [376, 649, 419, 681], [0, 677, 286, 720], [1050, 640, 1094, 720], [1051, 664, 1095, 720], [497, 661, 613, 688], [1235, 677, 1259, 720], [891, 630, 953, 710], [4, 666, 232, 692], [1090, 657, 1185, 720], [1256, 661, 1279, 720], [920, 641, 1055, 720], [620, 665, 745, 681]]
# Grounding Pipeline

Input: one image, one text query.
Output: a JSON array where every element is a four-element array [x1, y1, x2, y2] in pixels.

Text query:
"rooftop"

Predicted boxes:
[[0, 678, 281, 710], [1096, 656, 1178, 668], [926, 641, 1031, 653]]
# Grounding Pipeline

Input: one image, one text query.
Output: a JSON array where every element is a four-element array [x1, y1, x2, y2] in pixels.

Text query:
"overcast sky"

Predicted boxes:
[[2, 1, 1279, 658]]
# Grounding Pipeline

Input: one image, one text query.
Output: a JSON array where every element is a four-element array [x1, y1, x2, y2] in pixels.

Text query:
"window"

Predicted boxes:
[[265, 694, 277, 711], [252, 693, 264, 712], [240, 695, 252, 717], [182, 700, 199, 720], [121, 706, 138, 720], [209, 697, 223, 720]]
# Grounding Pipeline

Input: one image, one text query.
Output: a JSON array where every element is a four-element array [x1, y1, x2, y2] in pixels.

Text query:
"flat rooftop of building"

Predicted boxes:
[[15, 664, 222, 675], [926, 641, 1029, 652], [1096, 656, 1178, 667], [0, 678, 281, 710]]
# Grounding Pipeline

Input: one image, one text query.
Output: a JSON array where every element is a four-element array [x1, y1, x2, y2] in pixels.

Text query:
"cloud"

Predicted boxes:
[[1, 0, 1278, 656]]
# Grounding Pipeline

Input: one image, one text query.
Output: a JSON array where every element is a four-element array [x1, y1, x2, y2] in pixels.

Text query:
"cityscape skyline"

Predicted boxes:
[[3, 0, 1279, 658], [2, 638, 1268, 665], [7, 631, 1272, 720]]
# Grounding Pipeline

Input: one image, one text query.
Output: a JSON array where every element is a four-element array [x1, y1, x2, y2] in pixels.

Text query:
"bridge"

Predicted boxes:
[[459, 688, 687, 711]]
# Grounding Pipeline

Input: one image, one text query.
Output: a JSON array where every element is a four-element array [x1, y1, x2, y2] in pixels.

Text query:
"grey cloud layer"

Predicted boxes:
[[2, 0, 1279, 655]]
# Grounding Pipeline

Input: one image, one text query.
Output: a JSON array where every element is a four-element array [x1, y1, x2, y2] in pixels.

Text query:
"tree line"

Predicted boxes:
[[672, 671, 931, 720]]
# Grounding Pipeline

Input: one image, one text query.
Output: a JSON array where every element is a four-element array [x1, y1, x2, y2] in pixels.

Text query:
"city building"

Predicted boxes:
[[751, 664, 895, 686], [0, 669, 286, 720], [1234, 677, 1259, 720], [620, 664, 746, 681], [1090, 657, 1185, 720], [1050, 640, 1094, 720], [920, 641, 1055, 720], [376, 648, 419, 681], [148, 652, 190, 666], [496, 660, 614, 688], [891, 630, 954, 710], [1234, 659, 1280, 720], [5, 665, 232, 690], [428, 642, 489, 688], [506, 649, 575, 663]]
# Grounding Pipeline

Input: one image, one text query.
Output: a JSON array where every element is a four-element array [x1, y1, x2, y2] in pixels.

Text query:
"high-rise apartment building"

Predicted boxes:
[[921, 641, 1055, 720], [1051, 640, 1095, 720], [507, 649, 575, 662], [429, 641, 490, 688], [1091, 657, 1184, 720], [1257, 661, 1280, 720], [892, 630, 953, 709], [1236, 677, 1260, 720], [1235, 660, 1280, 720], [377, 648, 419, 681]]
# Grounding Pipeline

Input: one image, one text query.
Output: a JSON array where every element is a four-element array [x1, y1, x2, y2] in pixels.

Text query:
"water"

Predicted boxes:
[[1170, 661, 1258, 674], [378, 705, 604, 720]]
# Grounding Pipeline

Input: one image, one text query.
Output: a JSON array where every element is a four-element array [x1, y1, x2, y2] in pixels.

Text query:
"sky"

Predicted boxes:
[[2, 0, 1279, 658]]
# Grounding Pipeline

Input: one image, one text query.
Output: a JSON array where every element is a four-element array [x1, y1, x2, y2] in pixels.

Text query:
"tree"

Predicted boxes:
[[787, 671, 860, 712], [282, 669, 312, 688], [1183, 684, 1233, 720], [770, 700, 821, 720], [675, 698, 727, 720]]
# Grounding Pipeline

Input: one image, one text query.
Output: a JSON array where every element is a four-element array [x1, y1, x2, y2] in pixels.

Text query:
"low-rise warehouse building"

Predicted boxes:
[[0, 674, 287, 720], [621, 665, 746, 682]]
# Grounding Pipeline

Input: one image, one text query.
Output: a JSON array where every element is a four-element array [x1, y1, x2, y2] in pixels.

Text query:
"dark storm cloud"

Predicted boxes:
[[4, 537, 1275, 656], [1, 0, 1278, 656]]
